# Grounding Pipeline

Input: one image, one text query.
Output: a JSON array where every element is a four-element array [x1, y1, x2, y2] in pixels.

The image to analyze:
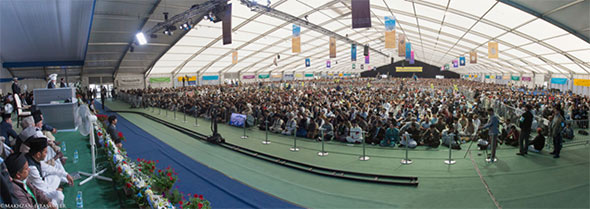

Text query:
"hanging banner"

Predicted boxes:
[[398, 34, 406, 57], [365, 51, 370, 64], [305, 58, 310, 67], [222, 4, 232, 45], [444, 64, 449, 71], [242, 75, 255, 79], [470, 51, 477, 64], [258, 74, 270, 79], [496, 75, 502, 80], [511, 76, 520, 81], [490, 75, 495, 79], [177, 76, 196, 81], [459, 56, 465, 66], [405, 42, 411, 60], [409, 51, 415, 64], [503, 75, 510, 80], [550, 78, 568, 84], [352, 63, 356, 69], [522, 76, 532, 81], [326, 60, 331, 68], [395, 66, 422, 72], [202, 75, 219, 81], [385, 16, 396, 31], [574, 79, 590, 87], [440, 66, 444, 71], [292, 24, 301, 53], [485, 75, 490, 79], [294, 73, 303, 78], [385, 31, 396, 49], [187, 81, 196, 85], [453, 60, 458, 68], [488, 42, 499, 58], [149, 77, 170, 83], [360, 64, 364, 70], [338, 73, 344, 77], [351, 0, 371, 28], [305, 73, 314, 77], [232, 51, 238, 64], [329, 36, 336, 58], [284, 74, 294, 80], [351, 44, 357, 61]]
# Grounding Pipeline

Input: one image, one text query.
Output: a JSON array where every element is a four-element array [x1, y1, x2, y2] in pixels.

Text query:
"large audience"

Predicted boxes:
[[121, 78, 588, 152]]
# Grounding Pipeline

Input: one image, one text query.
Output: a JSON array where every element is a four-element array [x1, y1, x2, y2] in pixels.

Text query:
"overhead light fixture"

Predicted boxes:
[[135, 32, 147, 45], [179, 21, 191, 31]]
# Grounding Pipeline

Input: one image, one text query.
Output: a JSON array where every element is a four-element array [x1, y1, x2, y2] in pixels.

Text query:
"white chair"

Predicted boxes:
[[14, 94, 31, 128]]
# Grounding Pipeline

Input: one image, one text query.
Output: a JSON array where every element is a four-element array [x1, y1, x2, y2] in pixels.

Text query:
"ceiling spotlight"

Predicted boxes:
[[179, 22, 191, 31], [163, 29, 173, 36], [135, 32, 147, 45]]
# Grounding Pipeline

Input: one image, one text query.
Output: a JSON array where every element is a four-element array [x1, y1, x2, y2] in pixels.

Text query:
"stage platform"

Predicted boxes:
[[104, 100, 589, 208]]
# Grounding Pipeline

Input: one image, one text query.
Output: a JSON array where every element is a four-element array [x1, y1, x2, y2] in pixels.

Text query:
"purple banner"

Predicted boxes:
[[522, 76, 532, 81], [242, 75, 255, 79], [410, 51, 415, 64]]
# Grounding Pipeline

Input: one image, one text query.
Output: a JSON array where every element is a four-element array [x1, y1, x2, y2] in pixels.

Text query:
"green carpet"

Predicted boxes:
[[106, 100, 590, 208], [55, 131, 135, 209]]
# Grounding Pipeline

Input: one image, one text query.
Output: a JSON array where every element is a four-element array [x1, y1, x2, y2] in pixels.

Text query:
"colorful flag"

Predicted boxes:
[[365, 51, 370, 64], [470, 51, 477, 64], [440, 66, 444, 71], [329, 36, 336, 58], [398, 34, 406, 57], [361, 64, 364, 70], [409, 51, 415, 64], [326, 60, 331, 68], [384, 16, 396, 31], [305, 58, 310, 67], [232, 51, 238, 64], [444, 64, 450, 71], [453, 60, 458, 68], [222, 4, 232, 45], [292, 25, 301, 53], [459, 56, 465, 66], [352, 63, 356, 69], [351, 44, 357, 61], [385, 30, 396, 49], [405, 42, 411, 60], [488, 42, 498, 58]]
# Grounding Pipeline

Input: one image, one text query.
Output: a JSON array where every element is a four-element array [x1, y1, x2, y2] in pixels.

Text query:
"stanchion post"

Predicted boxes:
[[165, 108, 168, 117], [401, 132, 413, 165], [262, 120, 271, 144], [359, 131, 369, 161], [174, 107, 177, 120], [241, 120, 248, 139], [318, 128, 328, 156], [444, 133, 457, 165], [290, 126, 299, 151], [183, 109, 186, 123], [194, 107, 199, 127]]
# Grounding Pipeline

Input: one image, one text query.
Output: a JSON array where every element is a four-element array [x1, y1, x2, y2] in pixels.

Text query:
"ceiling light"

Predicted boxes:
[[135, 32, 147, 45]]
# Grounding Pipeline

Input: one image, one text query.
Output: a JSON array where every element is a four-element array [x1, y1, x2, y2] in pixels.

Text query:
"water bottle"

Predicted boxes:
[[62, 141, 67, 152], [74, 150, 79, 164], [76, 191, 83, 208]]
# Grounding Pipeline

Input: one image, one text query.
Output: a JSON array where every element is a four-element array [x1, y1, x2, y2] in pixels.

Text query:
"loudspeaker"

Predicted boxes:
[[363, 45, 369, 56]]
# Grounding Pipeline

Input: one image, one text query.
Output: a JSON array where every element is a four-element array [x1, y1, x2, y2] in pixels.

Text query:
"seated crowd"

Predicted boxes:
[[120, 78, 588, 154]]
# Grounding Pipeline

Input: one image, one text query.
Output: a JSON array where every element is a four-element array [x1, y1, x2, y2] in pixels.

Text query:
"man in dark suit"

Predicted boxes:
[[107, 115, 122, 148], [517, 105, 534, 155], [11, 78, 21, 95], [1, 113, 18, 147]]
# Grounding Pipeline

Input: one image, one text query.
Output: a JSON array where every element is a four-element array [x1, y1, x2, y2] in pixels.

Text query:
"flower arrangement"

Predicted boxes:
[[118, 132, 126, 142], [96, 115, 212, 209]]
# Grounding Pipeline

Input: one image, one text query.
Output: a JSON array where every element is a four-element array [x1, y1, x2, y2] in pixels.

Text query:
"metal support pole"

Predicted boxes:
[[318, 128, 328, 156], [165, 108, 168, 117], [158, 107, 161, 115], [241, 121, 248, 139], [444, 134, 457, 165], [359, 131, 369, 161], [262, 120, 271, 144], [194, 108, 199, 127], [401, 133, 412, 165], [290, 127, 299, 151]]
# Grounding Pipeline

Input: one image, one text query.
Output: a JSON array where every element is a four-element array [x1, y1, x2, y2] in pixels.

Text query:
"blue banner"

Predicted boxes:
[[351, 44, 357, 61], [326, 60, 331, 68], [202, 75, 219, 81], [305, 58, 310, 67], [405, 42, 411, 60], [292, 24, 300, 37], [187, 81, 196, 85], [459, 57, 465, 66], [551, 78, 568, 84], [384, 16, 396, 31]]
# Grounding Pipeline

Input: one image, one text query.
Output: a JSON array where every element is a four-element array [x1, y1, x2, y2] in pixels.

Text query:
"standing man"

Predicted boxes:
[[12, 77, 21, 95], [59, 78, 66, 88], [549, 108, 564, 158], [101, 87, 106, 110], [107, 115, 122, 148], [481, 108, 499, 162], [517, 105, 533, 155], [46, 74, 57, 89]]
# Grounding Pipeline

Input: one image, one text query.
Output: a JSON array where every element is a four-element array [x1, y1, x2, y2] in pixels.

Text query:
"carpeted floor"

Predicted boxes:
[[104, 100, 590, 208]]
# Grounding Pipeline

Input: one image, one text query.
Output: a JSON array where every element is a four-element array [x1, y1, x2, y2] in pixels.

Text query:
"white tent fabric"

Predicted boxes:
[[147, 0, 590, 76]]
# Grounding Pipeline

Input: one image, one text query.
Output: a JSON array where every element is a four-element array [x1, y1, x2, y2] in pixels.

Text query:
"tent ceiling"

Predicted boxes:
[[0, 0, 94, 65], [144, 0, 589, 77]]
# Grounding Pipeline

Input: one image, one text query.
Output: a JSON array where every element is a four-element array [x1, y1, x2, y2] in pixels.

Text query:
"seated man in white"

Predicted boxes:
[[281, 116, 297, 135], [346, 122, 363, 143], [25, 137, 73, 206], [399, 131, 418, 148], [269, 115, 284, 133], [18, 116, 65, 166]]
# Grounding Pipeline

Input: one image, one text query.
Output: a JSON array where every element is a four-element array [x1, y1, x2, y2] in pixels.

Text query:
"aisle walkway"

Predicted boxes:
[[95, 101, 301, 208]]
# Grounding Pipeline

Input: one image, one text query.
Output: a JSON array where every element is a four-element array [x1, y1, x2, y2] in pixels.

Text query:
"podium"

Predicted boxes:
[[34, 88, 76, 130]]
